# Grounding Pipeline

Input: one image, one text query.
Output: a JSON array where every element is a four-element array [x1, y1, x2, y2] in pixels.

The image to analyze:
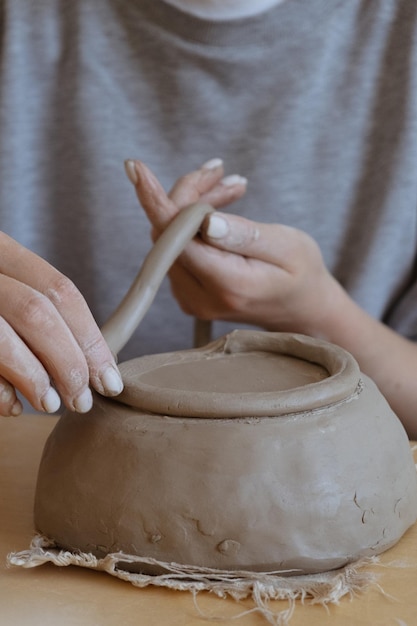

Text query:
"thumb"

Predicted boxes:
[[202, 212, 324, 272], [202, 212, 299, 268], [202, 212, 263, 253]]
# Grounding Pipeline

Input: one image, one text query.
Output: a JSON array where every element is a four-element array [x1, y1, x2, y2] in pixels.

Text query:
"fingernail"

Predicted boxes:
[[124, 159, 138, 185], [221, 174, 247, 187], [10, 399, 23, 417], [206, 214, 229, 239], [41, 387, 61, 414], [73, 388, 93, 414], [101, 366, 124, 396], [201, 158, 223, 170]]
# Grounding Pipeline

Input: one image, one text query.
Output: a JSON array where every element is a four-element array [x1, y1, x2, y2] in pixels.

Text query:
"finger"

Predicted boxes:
[[0, 374, 22, 417], [0, 276, 93, 412], [41, 277, 123, 398], [170, 164, 247, 210], [125, 159, 247, 232], [167, 262, 227, 320], [199, 174, 248, 209], [124, 159, 178, 231], [167, 263, 204, 314], [0, 233, 123, 399], [168, 248, 278, 326], [167, 235, 244, 298], [0, 315, 61, 413], [200, 212, 309, 266], [170, 219, 284, 308], [168, 158, 225, 207]]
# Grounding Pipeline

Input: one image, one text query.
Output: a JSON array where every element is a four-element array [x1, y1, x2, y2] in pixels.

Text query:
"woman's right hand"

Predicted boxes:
[[0, 232, 123, 417]]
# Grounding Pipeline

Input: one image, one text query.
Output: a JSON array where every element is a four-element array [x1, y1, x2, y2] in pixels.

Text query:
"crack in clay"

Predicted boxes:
[[394, 498, 403, 518], [361, 509, 375, 524], [370, 528, 388, 551], [353, 492, 375, 524]]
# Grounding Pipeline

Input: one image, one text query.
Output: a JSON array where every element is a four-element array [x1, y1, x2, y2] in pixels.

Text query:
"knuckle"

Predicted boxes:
[[45, 273, 82, 308], [81, 332, 107, 360], [19, 292, 55, 329], [178, 172, 196, 187]]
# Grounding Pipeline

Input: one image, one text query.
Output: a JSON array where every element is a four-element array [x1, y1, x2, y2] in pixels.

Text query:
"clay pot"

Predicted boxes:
[[34, 329, 417, 574]]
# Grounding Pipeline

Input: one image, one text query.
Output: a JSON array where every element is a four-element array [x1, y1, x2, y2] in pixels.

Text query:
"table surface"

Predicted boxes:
[[1, 414, 417, 626]]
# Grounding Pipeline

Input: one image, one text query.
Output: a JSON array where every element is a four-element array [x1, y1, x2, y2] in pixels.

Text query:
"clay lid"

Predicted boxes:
[[118, 330, 361, 418]]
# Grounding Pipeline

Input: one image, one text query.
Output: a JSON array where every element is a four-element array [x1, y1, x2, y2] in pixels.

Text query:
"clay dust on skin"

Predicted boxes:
[[0, 336, 59, 413]]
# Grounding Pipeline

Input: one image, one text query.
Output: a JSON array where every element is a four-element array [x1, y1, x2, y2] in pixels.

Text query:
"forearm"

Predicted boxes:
[[314, 281, 417, 439]]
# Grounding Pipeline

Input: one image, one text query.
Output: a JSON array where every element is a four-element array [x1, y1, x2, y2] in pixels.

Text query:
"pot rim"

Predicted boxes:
[[117, 330, 361, 418]]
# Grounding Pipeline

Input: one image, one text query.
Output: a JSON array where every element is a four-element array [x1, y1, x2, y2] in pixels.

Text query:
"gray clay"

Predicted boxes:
[[34, 330, 417, 574], [100, 202, 214, 355]]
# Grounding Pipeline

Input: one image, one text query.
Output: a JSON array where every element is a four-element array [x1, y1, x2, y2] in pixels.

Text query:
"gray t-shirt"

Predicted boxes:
[[1, 0, 416, 361]]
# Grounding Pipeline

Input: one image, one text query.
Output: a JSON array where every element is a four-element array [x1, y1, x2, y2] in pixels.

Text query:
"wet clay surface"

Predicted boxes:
[[117, 331, 360, 418], [138, 351, 328, 393], [34, 331, 417, 575]]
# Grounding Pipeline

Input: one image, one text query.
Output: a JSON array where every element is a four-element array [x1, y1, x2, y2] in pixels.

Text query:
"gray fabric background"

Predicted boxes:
[[0, 0, 416, 362]]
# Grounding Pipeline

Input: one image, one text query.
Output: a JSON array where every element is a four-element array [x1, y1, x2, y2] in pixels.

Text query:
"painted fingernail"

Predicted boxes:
[[10, 399, 23, 417], [101, 366, 124, 396], [73, 388, 93, 414], [124, 159, 138, 185], [221, 174, 247, 187], [201, 158, 223, 170], [206, 214, 229, 239], [41, 387, 61, 414]]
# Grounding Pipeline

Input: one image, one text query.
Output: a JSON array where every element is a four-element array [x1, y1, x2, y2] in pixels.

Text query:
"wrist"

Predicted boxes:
[[300, 275, 354, 343]]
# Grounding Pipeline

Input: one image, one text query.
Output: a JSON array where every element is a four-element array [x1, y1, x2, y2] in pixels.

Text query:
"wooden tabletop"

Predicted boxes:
[[1, 414, 417, 626]]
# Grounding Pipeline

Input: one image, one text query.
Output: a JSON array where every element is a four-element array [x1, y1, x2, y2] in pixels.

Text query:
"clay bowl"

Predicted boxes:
[[34, 330, 417, 575]]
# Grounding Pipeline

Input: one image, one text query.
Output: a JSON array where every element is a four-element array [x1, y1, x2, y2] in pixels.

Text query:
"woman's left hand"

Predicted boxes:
[[124, 158, 341, 338]]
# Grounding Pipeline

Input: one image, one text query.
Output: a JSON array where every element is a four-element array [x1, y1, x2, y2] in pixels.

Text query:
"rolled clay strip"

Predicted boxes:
[[101, 203, 214, 356]]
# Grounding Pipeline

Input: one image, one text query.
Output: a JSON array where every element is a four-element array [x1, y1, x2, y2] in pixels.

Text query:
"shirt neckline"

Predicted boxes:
[[137, 0, 341, 49]]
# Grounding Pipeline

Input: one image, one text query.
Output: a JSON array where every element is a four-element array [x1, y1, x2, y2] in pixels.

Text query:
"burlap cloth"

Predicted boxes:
[[7, 534, 386, 626]]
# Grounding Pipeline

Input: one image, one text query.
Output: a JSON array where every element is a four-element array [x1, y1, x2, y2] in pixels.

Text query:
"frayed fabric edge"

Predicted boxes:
[[7, 534, 381, 626]]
